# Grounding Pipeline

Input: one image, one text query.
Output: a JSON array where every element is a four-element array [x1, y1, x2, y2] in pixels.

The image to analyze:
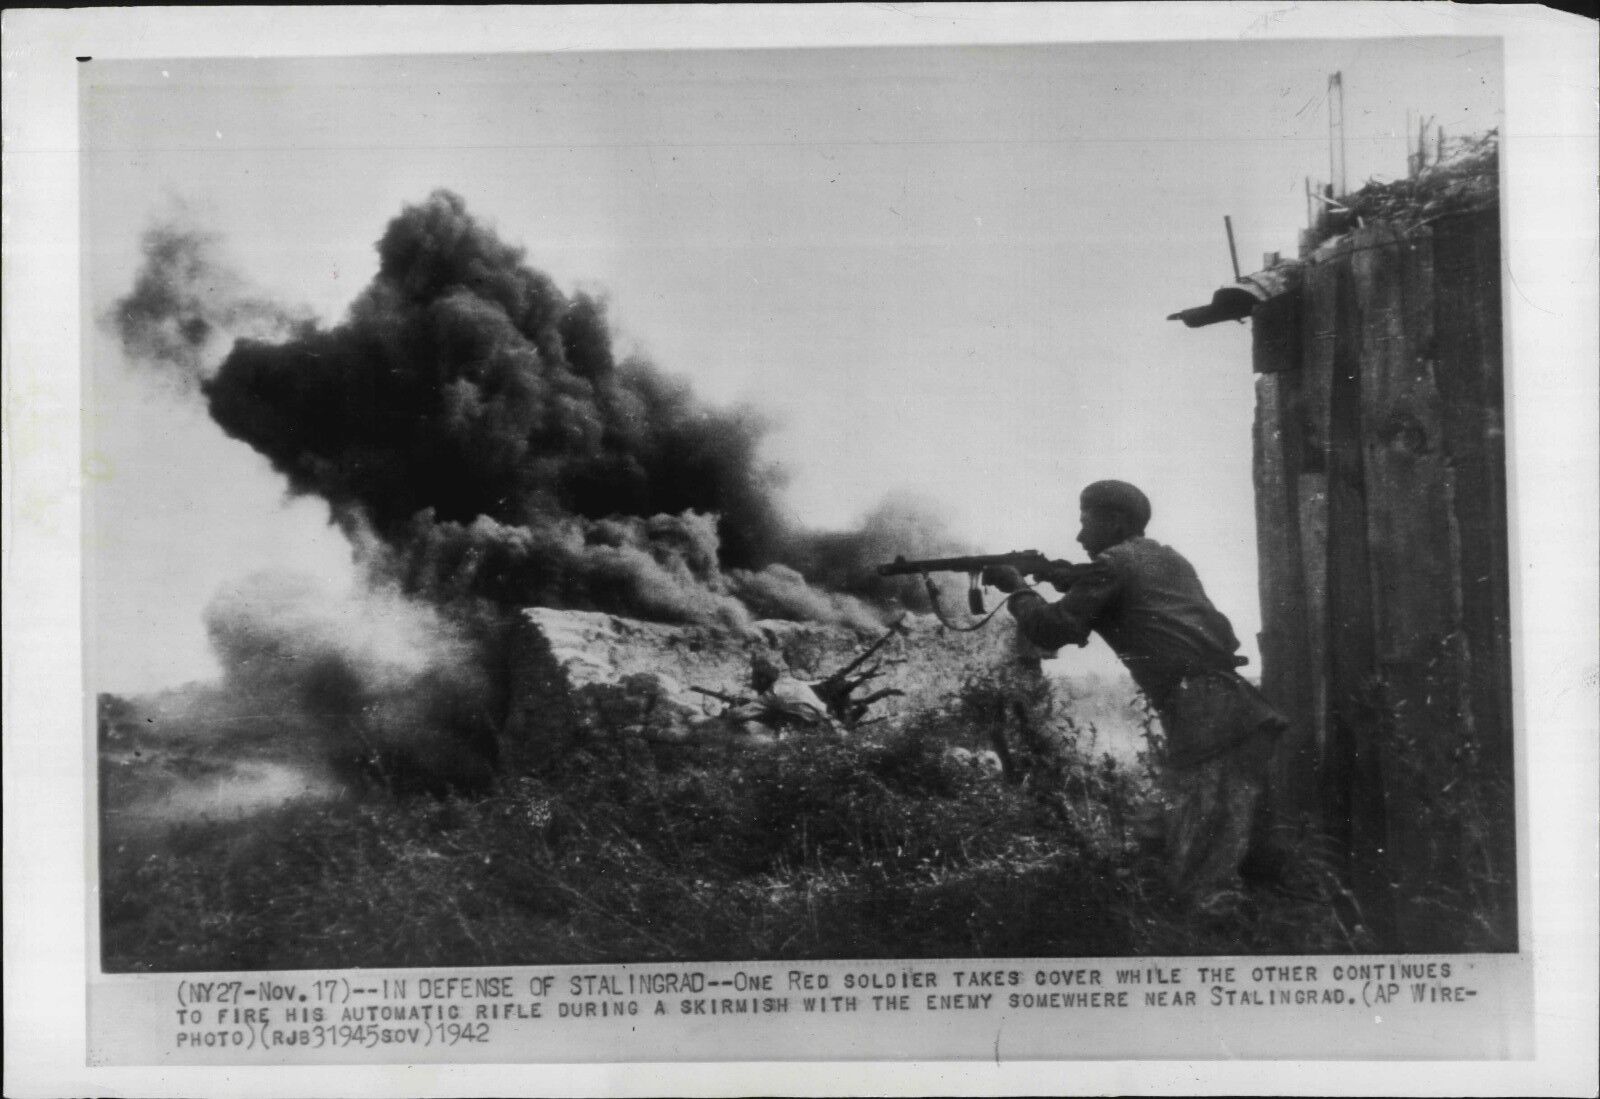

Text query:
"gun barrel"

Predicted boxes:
[[876, 550, 1048, 577]]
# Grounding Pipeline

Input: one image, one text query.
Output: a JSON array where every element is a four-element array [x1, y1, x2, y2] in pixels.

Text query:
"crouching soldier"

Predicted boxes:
[[688, 654, 841, 746], [982, 480, 1287, 914]]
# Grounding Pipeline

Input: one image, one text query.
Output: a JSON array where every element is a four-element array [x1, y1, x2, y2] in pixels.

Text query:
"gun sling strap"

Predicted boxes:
[[919, 571, 1036, 633]]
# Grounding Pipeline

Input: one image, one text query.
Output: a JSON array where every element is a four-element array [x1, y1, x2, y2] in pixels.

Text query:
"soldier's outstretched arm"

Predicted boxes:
[[1005, 560, 1120, 650]]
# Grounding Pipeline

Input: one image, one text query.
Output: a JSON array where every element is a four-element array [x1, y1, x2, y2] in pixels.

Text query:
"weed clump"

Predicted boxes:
[[103, 675, 1377, 971]]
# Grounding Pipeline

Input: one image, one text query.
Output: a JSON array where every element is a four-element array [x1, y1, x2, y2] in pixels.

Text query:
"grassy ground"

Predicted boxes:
[[101, 693, 1382, 973]]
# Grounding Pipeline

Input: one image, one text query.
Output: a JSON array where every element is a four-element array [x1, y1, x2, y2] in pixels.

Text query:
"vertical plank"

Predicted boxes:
[[1432, 208, 1517, 946], [1297, 252, 1339, 793], [1322, 232, 1396, 944], [1252, 348, 1313, 826], [1248, 267, 1324, 831], [1358, 224, 1461, 667], [1295, 471, 1329, 762], [1357, 222, 1473, 951], [1474, 211, 1512, 785], [1434, 211, 1513, 768]]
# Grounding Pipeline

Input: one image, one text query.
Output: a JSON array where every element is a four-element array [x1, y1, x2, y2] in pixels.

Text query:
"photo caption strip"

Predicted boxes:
[[90, 953, 1531, 1064]]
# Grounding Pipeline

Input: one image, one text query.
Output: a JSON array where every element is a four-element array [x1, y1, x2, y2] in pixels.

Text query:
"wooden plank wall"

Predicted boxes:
[[1251, 209, 1513, 950]]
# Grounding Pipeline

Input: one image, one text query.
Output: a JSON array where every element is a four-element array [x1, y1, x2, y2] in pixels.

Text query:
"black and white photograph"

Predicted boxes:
[[4, 4, 1597, 1094], [86, 31, 1515, 969]]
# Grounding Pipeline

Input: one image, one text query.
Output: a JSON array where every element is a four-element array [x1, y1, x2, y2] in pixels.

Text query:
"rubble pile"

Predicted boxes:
[[500, 606, 1043, 767], [1345, 129, 1497, 223], [1309, 130, 1498, 251]]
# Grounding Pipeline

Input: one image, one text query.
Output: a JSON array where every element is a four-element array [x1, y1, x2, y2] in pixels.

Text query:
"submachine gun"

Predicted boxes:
[[876, 550, 1093, 620]]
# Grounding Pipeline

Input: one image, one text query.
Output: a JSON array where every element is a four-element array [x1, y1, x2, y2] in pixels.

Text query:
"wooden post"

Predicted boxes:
[[1253, 369, 1315, 829], [1431, 208, 1517, 944], [1354, 223, 1469, 950], [1321, 241, 1397, 944], [1297, 261, 1337, 792], [1328, 72, 1347, 197]]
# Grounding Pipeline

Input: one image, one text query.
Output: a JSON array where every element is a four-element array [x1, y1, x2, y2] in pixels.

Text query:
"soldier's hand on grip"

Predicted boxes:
[[1038, 564, 1081, 592], [980, 564, 1025, 594]]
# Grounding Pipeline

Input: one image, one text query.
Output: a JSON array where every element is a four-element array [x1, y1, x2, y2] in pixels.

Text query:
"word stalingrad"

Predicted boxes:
[[569, 971, 773, 996]]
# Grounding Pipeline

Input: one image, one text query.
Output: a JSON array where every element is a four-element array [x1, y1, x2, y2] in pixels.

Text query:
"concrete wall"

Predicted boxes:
[[501, 606, 1038, 769]]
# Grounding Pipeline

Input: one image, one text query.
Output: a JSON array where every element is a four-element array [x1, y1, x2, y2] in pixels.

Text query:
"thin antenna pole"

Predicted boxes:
[[1339, 81, 1348, 194], [1224, 215, 1242, 281], [1328, 72, 1347, 196]]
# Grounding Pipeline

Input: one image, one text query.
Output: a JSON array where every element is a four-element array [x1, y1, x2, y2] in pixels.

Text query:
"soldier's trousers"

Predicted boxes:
[[1159, 728, 1276, 902]]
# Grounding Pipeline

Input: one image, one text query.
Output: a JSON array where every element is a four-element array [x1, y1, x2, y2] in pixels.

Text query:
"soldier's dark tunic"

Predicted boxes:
[[1006, 536, 1285, 902]]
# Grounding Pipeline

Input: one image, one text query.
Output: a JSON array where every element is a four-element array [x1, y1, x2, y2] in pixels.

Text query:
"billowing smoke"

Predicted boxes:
[[109, 191, 967, 782], [790, 490, 973, 612], [369, 509, 883, 632], [187, 189, 939, 627], [204, 571, 501, 790], [202, 193, 784, 563], [113, 220, 312, 392]]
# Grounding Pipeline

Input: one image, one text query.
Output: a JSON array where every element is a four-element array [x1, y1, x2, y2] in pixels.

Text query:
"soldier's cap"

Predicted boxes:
[[1080, 480, 1152, 530]]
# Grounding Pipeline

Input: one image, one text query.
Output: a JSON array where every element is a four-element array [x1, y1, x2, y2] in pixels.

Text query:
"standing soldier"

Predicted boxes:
[[982, 480, 1286, 913]]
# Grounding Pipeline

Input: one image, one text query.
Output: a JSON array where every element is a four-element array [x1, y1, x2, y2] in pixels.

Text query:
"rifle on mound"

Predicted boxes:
[[690, 686, 752, 708], [691, 618, 911, 732]]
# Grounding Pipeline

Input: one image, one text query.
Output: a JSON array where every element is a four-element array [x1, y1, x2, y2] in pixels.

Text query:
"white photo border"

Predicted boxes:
[[4, 4, 1596, 1095]]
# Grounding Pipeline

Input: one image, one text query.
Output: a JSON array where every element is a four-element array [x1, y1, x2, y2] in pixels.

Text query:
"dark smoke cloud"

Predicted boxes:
[[357, 508, 884, 633], [113, 220, 312, 391], [108, 192, 972, 784], [190, 189, 921, 628], [112, 191, 972, 790], [203, 191, 787, 562]]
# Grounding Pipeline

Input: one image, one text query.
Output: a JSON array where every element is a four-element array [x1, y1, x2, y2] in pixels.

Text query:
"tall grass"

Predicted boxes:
[[102, 678, 1376, 972]]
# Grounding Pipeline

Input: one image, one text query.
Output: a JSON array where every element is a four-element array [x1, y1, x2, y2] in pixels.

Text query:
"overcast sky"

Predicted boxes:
[[82, 37, 1503, 692]]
